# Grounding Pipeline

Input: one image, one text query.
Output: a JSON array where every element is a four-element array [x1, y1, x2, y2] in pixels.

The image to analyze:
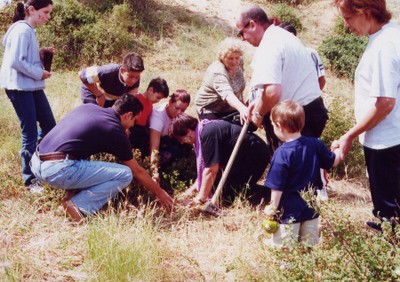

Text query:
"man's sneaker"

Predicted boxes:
[[366, 221, 383, 232], [28, 182, 44, 194]]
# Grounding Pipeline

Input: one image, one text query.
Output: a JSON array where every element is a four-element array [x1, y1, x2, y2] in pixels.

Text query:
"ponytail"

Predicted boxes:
[[12, 0, 53, 23], [12, 3, 26, 22]]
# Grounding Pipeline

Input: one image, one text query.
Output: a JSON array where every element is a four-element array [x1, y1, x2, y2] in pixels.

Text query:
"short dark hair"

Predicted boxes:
[[122, 52, 145, 72], [147, 77, 169, 98], [112, 94, 143, 116], [279, 22, 297, 36], [271, 100, 305, 133], [240, 5, 269, 26], [14, 0, 53, 22], [170, 89, 191, 104], [170, 113, 199, 138]]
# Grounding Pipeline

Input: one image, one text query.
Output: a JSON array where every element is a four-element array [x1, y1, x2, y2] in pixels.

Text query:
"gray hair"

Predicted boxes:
[[217, 37, 244, 62]]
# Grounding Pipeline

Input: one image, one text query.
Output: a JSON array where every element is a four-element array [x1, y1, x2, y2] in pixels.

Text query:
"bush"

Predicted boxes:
[[265, 0, 317, 6], [321, 96, 365, 178], [270, 3, 302, 31], [36, 0, 152, 69], [0, 1, 16, 34], [318, 17, 368, 81]]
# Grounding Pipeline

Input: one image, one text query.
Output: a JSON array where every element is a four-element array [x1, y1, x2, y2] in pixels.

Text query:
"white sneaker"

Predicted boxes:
[[28, 182, 44, 194], [317, 187, 329, 202]]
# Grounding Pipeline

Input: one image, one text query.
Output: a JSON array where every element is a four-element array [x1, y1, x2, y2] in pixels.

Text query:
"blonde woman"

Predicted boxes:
[[195, 37, 249, 124]]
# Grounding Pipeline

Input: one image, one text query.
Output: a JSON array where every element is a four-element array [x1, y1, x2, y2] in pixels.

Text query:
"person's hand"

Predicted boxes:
[[181, 196, 206, 207], [248, 101, 263, 128], [96, 95, 105, 107], [264, 204, 277, 218], [331, 134, 353, 161], [183, 185, 197, 198], [41, 70, 51, 80], [156, 188, 173, 212], [251, 112, 263, 128], [239, 107, 250, 125]]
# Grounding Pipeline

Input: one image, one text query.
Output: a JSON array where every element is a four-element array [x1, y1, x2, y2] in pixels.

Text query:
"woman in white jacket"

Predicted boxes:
[[0, 0, 56, 193]]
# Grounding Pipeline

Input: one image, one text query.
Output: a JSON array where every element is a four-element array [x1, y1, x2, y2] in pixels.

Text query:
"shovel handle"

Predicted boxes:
[[211, 121, 250, 206]]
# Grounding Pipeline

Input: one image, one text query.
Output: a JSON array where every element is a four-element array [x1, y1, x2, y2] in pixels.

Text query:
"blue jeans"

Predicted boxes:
[[30, 153, 133, 216], [5, 89, 56, 186]]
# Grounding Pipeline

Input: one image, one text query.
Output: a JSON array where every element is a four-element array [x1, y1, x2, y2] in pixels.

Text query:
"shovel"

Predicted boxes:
[[203, 121, 250, 215]]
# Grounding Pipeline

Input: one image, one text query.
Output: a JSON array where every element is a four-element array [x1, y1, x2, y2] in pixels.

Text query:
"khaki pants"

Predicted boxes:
[[270, 218, 319, 248]]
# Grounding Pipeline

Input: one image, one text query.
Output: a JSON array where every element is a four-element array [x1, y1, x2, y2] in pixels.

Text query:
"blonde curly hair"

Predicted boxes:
[[217, 37, 244, 62]]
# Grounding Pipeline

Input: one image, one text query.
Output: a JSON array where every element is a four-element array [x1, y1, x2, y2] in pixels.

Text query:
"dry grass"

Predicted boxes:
[[1, 0, 400, 281]]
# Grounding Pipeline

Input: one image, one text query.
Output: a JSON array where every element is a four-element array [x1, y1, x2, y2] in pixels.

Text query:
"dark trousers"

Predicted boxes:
[[364, 144, 400, 220], [217, 130, 271, 206], [82, 96, 115, 108], [263, 96, 328, 153]]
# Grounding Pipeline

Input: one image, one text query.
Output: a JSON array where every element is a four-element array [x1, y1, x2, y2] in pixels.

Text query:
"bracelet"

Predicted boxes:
[[254, 111, 264, 119]]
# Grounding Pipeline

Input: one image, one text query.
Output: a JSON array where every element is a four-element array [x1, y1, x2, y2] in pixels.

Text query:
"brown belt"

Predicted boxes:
[[38, 152, 77, 161]]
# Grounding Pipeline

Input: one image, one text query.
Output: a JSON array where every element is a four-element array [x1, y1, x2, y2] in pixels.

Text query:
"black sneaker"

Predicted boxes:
[[366, 221, 383, 232]]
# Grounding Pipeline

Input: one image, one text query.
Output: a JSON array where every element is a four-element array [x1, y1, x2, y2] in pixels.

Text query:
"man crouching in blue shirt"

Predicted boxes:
[[30, 94, 173, 223]]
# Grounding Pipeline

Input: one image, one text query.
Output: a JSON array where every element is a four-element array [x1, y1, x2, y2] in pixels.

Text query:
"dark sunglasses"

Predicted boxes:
[[237, 20, 251, 38]]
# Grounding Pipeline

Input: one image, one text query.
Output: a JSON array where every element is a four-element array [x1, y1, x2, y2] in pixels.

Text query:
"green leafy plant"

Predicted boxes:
[[265, 0, 318, 6], [319, 17, 368, 80], [0, 1, 16, 34], [270, 3, 302, 31], [321, 96, 365, 178]]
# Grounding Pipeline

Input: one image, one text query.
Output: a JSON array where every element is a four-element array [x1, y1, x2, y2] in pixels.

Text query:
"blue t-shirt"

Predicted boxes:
[[265, 136, 335, 224], [80, 64, 140, 101], [38, 104, 133, 161]]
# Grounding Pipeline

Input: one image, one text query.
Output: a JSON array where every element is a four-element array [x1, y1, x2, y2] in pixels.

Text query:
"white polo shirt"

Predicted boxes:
[[250, 25, 321, 105]]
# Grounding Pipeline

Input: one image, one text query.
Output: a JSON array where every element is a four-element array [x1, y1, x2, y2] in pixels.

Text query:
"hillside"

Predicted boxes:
[[1, 0, 400, 281]]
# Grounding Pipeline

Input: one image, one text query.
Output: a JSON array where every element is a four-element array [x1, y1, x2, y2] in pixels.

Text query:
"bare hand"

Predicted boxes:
[[251, 113, 263, 128], [264, 204, 277, 218], [239, 107, 250, 125], [41, 70, 51, 80], [96, 95, 106, 107], [331, 134, 353, 161], [157, 189, 173, 212]]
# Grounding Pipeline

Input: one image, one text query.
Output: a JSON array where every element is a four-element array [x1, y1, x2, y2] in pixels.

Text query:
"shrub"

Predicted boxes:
[[318, 17, 368, 81], [265, 0, 318, 6], [319, 34, 367, 81], [321, 96, 365, 178], [78, 0, 122, 13], [0, 1, 16, 34], [36, 0, 159, 69], [270, 3, 302, 31]]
